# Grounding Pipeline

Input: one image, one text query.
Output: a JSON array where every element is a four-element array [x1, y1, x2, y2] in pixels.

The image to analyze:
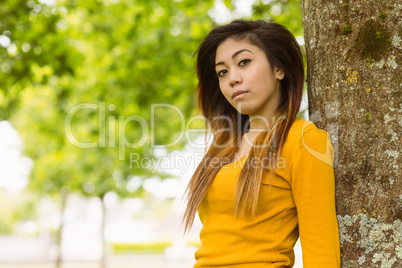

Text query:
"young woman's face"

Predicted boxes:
[[215, 38, 284, 120]]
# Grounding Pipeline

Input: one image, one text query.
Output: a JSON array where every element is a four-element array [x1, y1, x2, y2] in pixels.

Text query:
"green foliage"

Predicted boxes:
[[224, 0, 235, 10], [0, 0, 80, 120], [2, 0, 216, 201], [2, 0, 304, 202], [251, 0, 304, 38], [0, 189, 39, 234], [0, 220, 13, 234]]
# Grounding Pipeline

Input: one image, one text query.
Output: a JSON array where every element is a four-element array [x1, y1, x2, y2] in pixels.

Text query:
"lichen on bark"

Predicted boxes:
[[337, 214, 402, 267]]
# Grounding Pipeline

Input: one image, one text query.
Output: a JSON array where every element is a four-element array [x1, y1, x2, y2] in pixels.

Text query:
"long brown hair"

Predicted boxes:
[[183, 20, 304, 232]]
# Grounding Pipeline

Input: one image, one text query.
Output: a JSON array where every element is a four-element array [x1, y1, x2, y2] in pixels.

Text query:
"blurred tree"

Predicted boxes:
[[0, 0, 80, 120], [5, 0, 214, 267], [57, 1, 215, 265], [0, 188, 38, 235], [1, 2, 82, 264], [251, 0, 303, 37]]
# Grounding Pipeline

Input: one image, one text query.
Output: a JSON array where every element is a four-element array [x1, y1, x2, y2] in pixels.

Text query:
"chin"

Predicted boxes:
[[233, 103, 250, 114], [235, 108, 253, 115]]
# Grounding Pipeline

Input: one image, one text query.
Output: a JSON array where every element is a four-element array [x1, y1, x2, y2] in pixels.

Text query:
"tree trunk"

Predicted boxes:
[[100, 194, 107, 268], [55, 194, 67, 268], [300, 0, 401, 267]]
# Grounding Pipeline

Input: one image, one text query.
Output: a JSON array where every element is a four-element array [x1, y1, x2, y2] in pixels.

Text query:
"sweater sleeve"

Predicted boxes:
[[291, 123, 340, 267]]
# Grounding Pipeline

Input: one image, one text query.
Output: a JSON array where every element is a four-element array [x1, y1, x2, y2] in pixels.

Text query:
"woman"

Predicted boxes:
[[183, 19, 340, 267]]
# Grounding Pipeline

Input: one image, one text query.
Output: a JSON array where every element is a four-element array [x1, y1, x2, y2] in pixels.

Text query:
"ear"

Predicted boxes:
[[275, 68, 285, 80]]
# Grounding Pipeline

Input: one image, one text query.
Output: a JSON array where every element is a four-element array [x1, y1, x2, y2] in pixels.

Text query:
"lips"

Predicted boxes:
[[232, 90, 249, 99]]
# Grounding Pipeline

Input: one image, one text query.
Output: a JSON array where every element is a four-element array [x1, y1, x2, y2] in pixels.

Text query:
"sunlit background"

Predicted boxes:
[[0, 0, 306, 267]]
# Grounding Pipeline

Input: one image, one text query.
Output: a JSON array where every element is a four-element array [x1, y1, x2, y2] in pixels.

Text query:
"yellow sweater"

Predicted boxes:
[[194, 118, 340, 268]]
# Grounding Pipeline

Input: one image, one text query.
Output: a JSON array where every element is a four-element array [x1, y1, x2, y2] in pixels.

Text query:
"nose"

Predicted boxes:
[[229, 69, 242, 87]]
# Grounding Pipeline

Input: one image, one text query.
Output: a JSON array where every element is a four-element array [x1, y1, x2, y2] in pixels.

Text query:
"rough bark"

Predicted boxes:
[[300, 0, 401, 267]]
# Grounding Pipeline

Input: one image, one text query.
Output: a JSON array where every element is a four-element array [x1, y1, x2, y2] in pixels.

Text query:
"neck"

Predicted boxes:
[[247, 110, 277, 133], [246, 79, 281, 133]]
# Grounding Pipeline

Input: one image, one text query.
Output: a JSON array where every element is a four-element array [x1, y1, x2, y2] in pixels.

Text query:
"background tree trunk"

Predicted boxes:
[[300, 0, 401, 267], [100, 194, 107, 268], [55, 194, 67, 268]]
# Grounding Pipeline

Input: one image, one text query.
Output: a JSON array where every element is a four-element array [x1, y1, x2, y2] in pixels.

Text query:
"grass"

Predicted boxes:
[[111, 241, 201, 254], [111, 241, 172, 254]]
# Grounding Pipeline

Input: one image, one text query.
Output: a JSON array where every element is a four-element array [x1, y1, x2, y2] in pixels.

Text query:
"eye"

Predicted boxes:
[[217, 69, 228, 78], [239, 59, 251, 66]]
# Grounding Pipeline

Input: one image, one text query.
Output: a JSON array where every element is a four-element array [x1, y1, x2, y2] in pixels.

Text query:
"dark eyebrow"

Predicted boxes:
[[215, 49, 252, 67]]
